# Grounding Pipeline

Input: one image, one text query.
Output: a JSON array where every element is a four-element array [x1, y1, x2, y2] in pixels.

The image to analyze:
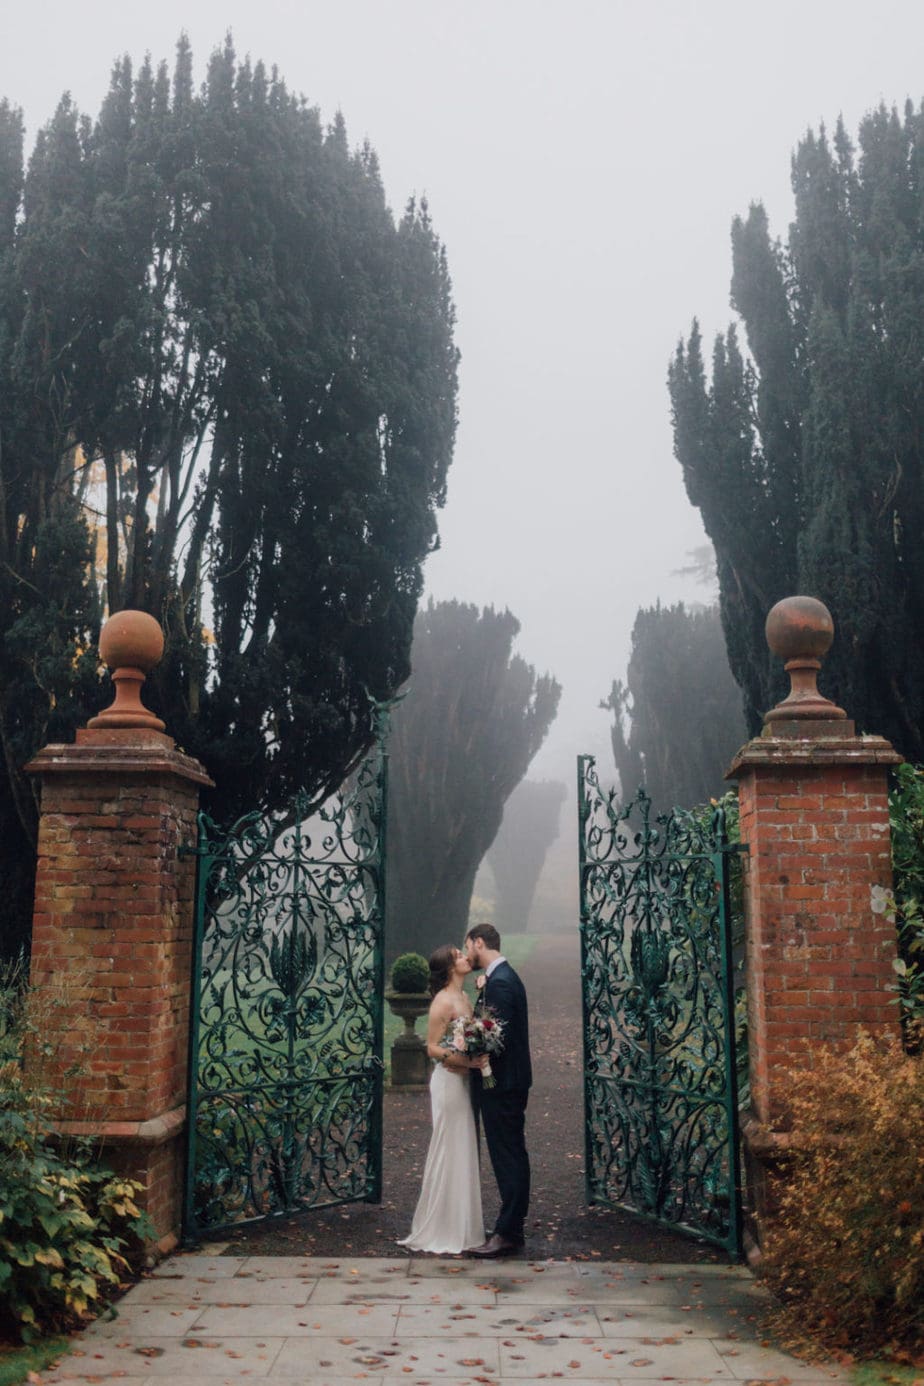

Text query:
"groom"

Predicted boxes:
[[464, 923, 532, 1257]]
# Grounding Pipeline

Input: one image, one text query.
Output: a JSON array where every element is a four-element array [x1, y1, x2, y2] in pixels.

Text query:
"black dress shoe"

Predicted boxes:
[[466, 1233, 518, 1258]]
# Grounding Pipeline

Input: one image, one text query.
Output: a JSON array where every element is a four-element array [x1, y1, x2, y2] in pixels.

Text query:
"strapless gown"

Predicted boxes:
[[397, 1063, 484, 1254]]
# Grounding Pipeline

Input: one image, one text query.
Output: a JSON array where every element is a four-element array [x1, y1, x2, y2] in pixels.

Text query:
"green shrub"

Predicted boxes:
[[0, 964, 152, 1342], [888, 763, 924, 1038], [389, 952, 429, 993], [761, 1031, 924, 1355]]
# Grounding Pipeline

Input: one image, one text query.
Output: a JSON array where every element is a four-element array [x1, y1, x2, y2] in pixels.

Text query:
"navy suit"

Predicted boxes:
[[471, 960, 531, 1242]]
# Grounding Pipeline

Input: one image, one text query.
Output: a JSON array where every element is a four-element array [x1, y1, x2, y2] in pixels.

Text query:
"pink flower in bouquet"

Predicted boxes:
[[441, 1007, 505, 1087]]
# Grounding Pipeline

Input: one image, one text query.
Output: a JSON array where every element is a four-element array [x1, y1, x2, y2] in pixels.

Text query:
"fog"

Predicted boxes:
[[4, 0, 924, 794]]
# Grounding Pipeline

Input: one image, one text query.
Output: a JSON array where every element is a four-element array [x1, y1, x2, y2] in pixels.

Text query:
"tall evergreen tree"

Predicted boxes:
[[669, 104, 924, 752], [386, 601, 561, 960], [0, 40, 458, 959], [486, 778, 566, 934], [602, 602, 747, 815]]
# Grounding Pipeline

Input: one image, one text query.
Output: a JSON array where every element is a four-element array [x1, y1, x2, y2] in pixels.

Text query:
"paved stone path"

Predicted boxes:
[[43, 1252, 846, 1386]]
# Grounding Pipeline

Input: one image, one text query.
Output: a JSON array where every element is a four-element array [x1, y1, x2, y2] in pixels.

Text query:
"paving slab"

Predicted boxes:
[[596, 1303, 758, 1337], [712, 1337, 846, 1379], [82, 1307, 203, 1338], [395, 1301, 604, 1336], [45, 1336, 286, 1379], [42, 1255, 848, 1386], [272, 1333, 503, 1376], [241, 1256, 408, 1277], [404, 1256, 520, 1279], [188, 1302, 402, 1337], [498, 1332, 731, 1378], [138, 1379, 380, 1386], [308, 1276, 497, 1305], [150, 1256, 244, 1279]]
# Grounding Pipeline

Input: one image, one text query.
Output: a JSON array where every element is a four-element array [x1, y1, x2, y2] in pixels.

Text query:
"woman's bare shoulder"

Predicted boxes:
[[429, 990, 453, 1018]]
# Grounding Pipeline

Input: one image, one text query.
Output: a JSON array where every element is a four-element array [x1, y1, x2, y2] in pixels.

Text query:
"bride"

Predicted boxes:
[[397, 944, 487, 1254]]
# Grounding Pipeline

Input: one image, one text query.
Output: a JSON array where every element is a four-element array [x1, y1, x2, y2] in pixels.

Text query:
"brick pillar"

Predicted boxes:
[[25, 612, 211, 1254], [726, 597, 901, 1248]]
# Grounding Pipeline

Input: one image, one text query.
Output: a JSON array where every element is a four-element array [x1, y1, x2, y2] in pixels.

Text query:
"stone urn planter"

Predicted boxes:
[[385, 991, 431, 1086], [386, 953, 431, 1086]]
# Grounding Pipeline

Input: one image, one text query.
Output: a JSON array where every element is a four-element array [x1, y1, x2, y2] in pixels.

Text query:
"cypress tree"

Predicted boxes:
[[602, 602, 747, 815], [0, 40, 458, 959], [486, 779, 566, 934], [385, 601, 561, 960], [669, 105, 924, 754]]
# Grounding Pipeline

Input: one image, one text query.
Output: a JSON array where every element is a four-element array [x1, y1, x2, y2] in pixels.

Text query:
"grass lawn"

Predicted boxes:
[[850, 1364, 921, 1386], [0, 1336, 71, 1386]]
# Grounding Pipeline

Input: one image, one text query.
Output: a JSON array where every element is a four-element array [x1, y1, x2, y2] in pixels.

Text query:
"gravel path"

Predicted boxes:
[[223, 930, 726, 1263]]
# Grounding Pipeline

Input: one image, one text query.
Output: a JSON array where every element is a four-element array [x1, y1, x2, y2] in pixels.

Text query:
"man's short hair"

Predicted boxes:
[[466, 922, 501, 951]]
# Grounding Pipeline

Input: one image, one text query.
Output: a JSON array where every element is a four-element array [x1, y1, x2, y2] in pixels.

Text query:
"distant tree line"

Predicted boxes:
[[486, 778, 566, 933], [602, 601, 746, 816], [386, 601, 560, 960]]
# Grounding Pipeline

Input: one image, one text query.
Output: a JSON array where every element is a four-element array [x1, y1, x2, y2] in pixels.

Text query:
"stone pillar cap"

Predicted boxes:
[[87, 610, 166, 733], [762, 595, 849, 734]]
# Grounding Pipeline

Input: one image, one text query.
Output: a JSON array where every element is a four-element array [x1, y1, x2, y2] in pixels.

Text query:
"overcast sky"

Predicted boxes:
[[4, 0, 924, 784]]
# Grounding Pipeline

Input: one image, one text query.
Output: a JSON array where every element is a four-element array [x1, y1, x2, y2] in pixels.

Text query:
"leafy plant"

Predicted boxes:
[[389, 953, 429, 994], [887, 763, 924, 1042], [685, 791, 749, 1108], [0, 964, 152, 1342], [761, 1031, 924, 1356]]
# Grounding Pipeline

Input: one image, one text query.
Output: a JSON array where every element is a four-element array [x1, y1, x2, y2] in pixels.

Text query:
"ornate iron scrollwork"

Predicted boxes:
[[184, 747, 387, 1238], [578, 756, 745, 1256]]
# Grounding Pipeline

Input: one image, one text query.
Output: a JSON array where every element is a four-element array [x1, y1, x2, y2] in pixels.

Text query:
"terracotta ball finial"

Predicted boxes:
[[763, 595, 847, 727], [87, 610, 166, 732]]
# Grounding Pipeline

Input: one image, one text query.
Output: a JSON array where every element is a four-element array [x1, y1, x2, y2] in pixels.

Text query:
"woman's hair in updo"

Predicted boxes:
[[428, 944, 457, 998]]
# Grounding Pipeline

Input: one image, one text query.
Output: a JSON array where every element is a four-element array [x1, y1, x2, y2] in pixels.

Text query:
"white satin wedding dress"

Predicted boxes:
[[397, 1062, 484, 1254]]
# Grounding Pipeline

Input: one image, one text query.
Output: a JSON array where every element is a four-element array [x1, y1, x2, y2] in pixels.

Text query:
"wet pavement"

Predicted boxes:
[[42, 1251, 846, 1386]]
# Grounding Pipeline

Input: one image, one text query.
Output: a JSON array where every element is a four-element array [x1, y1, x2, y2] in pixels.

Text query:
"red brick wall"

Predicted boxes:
[[30, 770, 199, 1122], [106, 1135, 185, 1255], [736, 756, 897, 1125], [26, 732, 210, 1247]]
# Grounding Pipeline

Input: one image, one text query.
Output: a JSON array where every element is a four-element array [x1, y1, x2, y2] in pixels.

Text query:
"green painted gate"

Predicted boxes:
[[183, 744, 387, 1240], [577, 755, 746, 1257]]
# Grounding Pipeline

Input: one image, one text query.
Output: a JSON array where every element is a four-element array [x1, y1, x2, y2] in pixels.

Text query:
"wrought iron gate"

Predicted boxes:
[[183, 745, 387, 1240], [578, 755, 745, 1257]]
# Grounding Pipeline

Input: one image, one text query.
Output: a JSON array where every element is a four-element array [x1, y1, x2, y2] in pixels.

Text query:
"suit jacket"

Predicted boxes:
[[476, 960, 532, 1092]]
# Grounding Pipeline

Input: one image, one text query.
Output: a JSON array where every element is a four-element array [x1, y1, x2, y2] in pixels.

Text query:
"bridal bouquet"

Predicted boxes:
[[443, 1008, 506, 1087]]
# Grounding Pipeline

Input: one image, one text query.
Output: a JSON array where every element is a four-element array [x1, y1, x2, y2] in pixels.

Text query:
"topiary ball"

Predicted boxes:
[[390, 952, 429, 993]]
